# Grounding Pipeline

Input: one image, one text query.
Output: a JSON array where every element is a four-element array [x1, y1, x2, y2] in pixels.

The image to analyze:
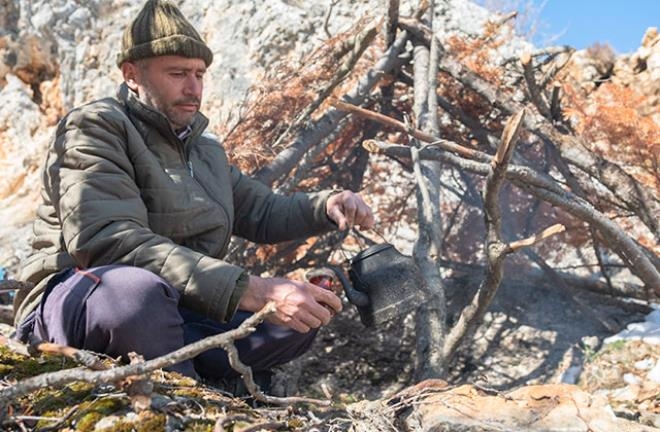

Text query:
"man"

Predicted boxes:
[[13, 0, 374, 392]]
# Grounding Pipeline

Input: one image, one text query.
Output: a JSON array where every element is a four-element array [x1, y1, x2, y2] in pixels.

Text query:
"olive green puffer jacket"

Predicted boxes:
[[15, 83, 334, 325]]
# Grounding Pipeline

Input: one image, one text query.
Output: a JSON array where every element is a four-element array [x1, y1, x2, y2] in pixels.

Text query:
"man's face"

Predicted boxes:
[[123, 56, 206, 130]]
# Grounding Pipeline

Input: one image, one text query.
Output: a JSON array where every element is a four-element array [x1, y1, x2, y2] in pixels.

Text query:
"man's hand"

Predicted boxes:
[[326, 190, 375, 231], [239, 276, 343, 333]]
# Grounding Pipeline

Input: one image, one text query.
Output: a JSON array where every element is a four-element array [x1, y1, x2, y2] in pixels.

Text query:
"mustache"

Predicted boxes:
[[175, 98, 201, 106]]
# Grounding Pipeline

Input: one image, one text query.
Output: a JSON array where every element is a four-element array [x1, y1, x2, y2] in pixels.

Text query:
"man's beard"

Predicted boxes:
[[139, 87, 200, 129]]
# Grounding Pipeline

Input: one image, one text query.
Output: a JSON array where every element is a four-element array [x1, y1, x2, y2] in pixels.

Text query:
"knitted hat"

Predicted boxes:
[[116, 0, 213, 67]]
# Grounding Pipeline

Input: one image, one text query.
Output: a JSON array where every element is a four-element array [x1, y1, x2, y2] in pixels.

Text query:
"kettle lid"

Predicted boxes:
[[351, 243, 395, 263]]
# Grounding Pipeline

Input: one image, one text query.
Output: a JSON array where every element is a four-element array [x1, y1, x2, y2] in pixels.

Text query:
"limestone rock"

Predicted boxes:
[[372, 382, 658, 431]]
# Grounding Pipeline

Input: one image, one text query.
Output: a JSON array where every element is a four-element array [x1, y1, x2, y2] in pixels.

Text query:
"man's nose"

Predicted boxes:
[[183, 76, 203, 97]]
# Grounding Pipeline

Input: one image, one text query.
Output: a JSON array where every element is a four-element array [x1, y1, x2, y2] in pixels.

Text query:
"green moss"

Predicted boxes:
[[30, 381, 95, 413], [99, 413, 167, 432], [74, 397, 128, 430], [0, 345, 26, 377], [604, 339, 628, 351], [184, 420, 215, 432], [9, 355, 78, 380], [137, 413, 167, 432], [75, 411, 105, 432], [172, 387, 208, 398], [0, 345, 26, 363]]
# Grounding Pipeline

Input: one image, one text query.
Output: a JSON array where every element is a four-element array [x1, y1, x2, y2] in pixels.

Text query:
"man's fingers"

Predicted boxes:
[[342, 197, 358, 227], [328, 206, 348, 230], [270, 313, 313, 333], [355, 200, 375, 229], [311, 284, 343, 314], [288, 318, 312, 334], [327, 190, 375, 230]]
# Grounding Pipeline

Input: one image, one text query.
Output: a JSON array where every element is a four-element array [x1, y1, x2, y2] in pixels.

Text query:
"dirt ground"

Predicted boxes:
[[276, 274, 651, 402]]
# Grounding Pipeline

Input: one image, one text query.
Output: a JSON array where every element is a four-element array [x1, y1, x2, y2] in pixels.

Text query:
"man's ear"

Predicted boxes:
[[121, 62, 139, 91]]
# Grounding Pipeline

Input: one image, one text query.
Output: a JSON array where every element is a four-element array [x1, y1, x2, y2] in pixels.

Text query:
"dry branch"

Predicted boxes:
[[368, 137, 660, 294], [270, 21, 379, 153], [437, 45, 660, 238], [0, 303, 328, 410], [441, 110, 562, 359], [508, 223, 566, 252], [340, 100, 660, 293], [399, 19, 658, 237], [12, 336, 110, 371], [323, 0, 339, 39], [334, 99, 483, 160], [254, 30, 410, 186], [520, 52, 550, 118], [384, 0, 399, 47], [410, 4, 448, 378]]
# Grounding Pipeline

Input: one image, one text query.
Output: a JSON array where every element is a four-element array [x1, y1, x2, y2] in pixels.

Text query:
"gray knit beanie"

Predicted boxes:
[[116, 0, 213, 67]]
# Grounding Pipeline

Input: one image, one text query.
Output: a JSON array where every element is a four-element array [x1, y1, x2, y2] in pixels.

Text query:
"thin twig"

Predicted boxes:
[[384, 0, 399, 47], [520, 52, 550, 118], [223, 332, 330, 406], [508, 224, 565, 251], [413, 0, 429, 20], [334, 99, 483, 160], [0, 334, 109, 371], [323, 0, 339, 39]]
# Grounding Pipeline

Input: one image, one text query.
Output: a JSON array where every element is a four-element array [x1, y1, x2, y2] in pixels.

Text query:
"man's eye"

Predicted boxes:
[[171, 72, 185, 77]]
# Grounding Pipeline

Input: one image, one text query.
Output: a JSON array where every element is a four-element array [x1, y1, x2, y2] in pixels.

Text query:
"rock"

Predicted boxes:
[[635, 358, 656, 371], [367, 382, 657, 431], [581, 335, 601, 351], [612, 26, 660, 121], [580, 339, 660, 429], [648, 361, 660, 383]]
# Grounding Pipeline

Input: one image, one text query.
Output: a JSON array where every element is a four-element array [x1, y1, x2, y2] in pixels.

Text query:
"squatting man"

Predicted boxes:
[[12, 0, 375, 393]]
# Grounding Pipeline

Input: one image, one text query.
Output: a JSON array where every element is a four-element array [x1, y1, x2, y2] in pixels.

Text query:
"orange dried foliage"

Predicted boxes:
[[445, 21, 506, 87], [220, 18, 379, 173], [563, 81, 660, 193], [437, 21, 514, 147], [40, 75, 65, 126]]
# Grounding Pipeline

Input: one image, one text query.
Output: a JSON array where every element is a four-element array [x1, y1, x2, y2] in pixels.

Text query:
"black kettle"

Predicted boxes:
[[327, 243, 425, 327]]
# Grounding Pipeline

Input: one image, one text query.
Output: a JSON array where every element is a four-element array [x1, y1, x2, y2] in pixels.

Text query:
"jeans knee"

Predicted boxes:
[[83, 266, 184, 359]]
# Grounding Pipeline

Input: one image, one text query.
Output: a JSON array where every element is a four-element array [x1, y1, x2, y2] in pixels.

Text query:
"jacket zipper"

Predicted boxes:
[[187, 161, 194, 178], [179, 139, 233, 255]]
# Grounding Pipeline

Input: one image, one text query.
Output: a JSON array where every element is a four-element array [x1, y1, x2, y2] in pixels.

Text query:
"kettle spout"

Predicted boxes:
[[327, 265, 370, 307]]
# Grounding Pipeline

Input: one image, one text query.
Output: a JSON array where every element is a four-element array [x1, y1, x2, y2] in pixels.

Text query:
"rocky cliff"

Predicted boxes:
[[0, 1, 658, 430]]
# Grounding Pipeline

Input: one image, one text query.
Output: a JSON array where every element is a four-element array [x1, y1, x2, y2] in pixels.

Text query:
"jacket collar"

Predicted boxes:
[[116, 83, 209, 142]]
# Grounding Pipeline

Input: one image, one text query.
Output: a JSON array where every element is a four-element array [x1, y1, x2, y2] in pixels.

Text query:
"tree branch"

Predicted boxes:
[[520, 52, 550, 118], [508, 223, 566, 252], [254, 30, 410, 186], [442, 110, 528, 359], [335, 102, 660, 293], [384, 0, 399, 48], [0, 303, 330, 409], [399, 19, 658, 237], [270, 21, 379, 153]]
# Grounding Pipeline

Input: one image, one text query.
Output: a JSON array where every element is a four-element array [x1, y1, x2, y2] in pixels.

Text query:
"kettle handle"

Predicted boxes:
[[326, 265, 370, 307]]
